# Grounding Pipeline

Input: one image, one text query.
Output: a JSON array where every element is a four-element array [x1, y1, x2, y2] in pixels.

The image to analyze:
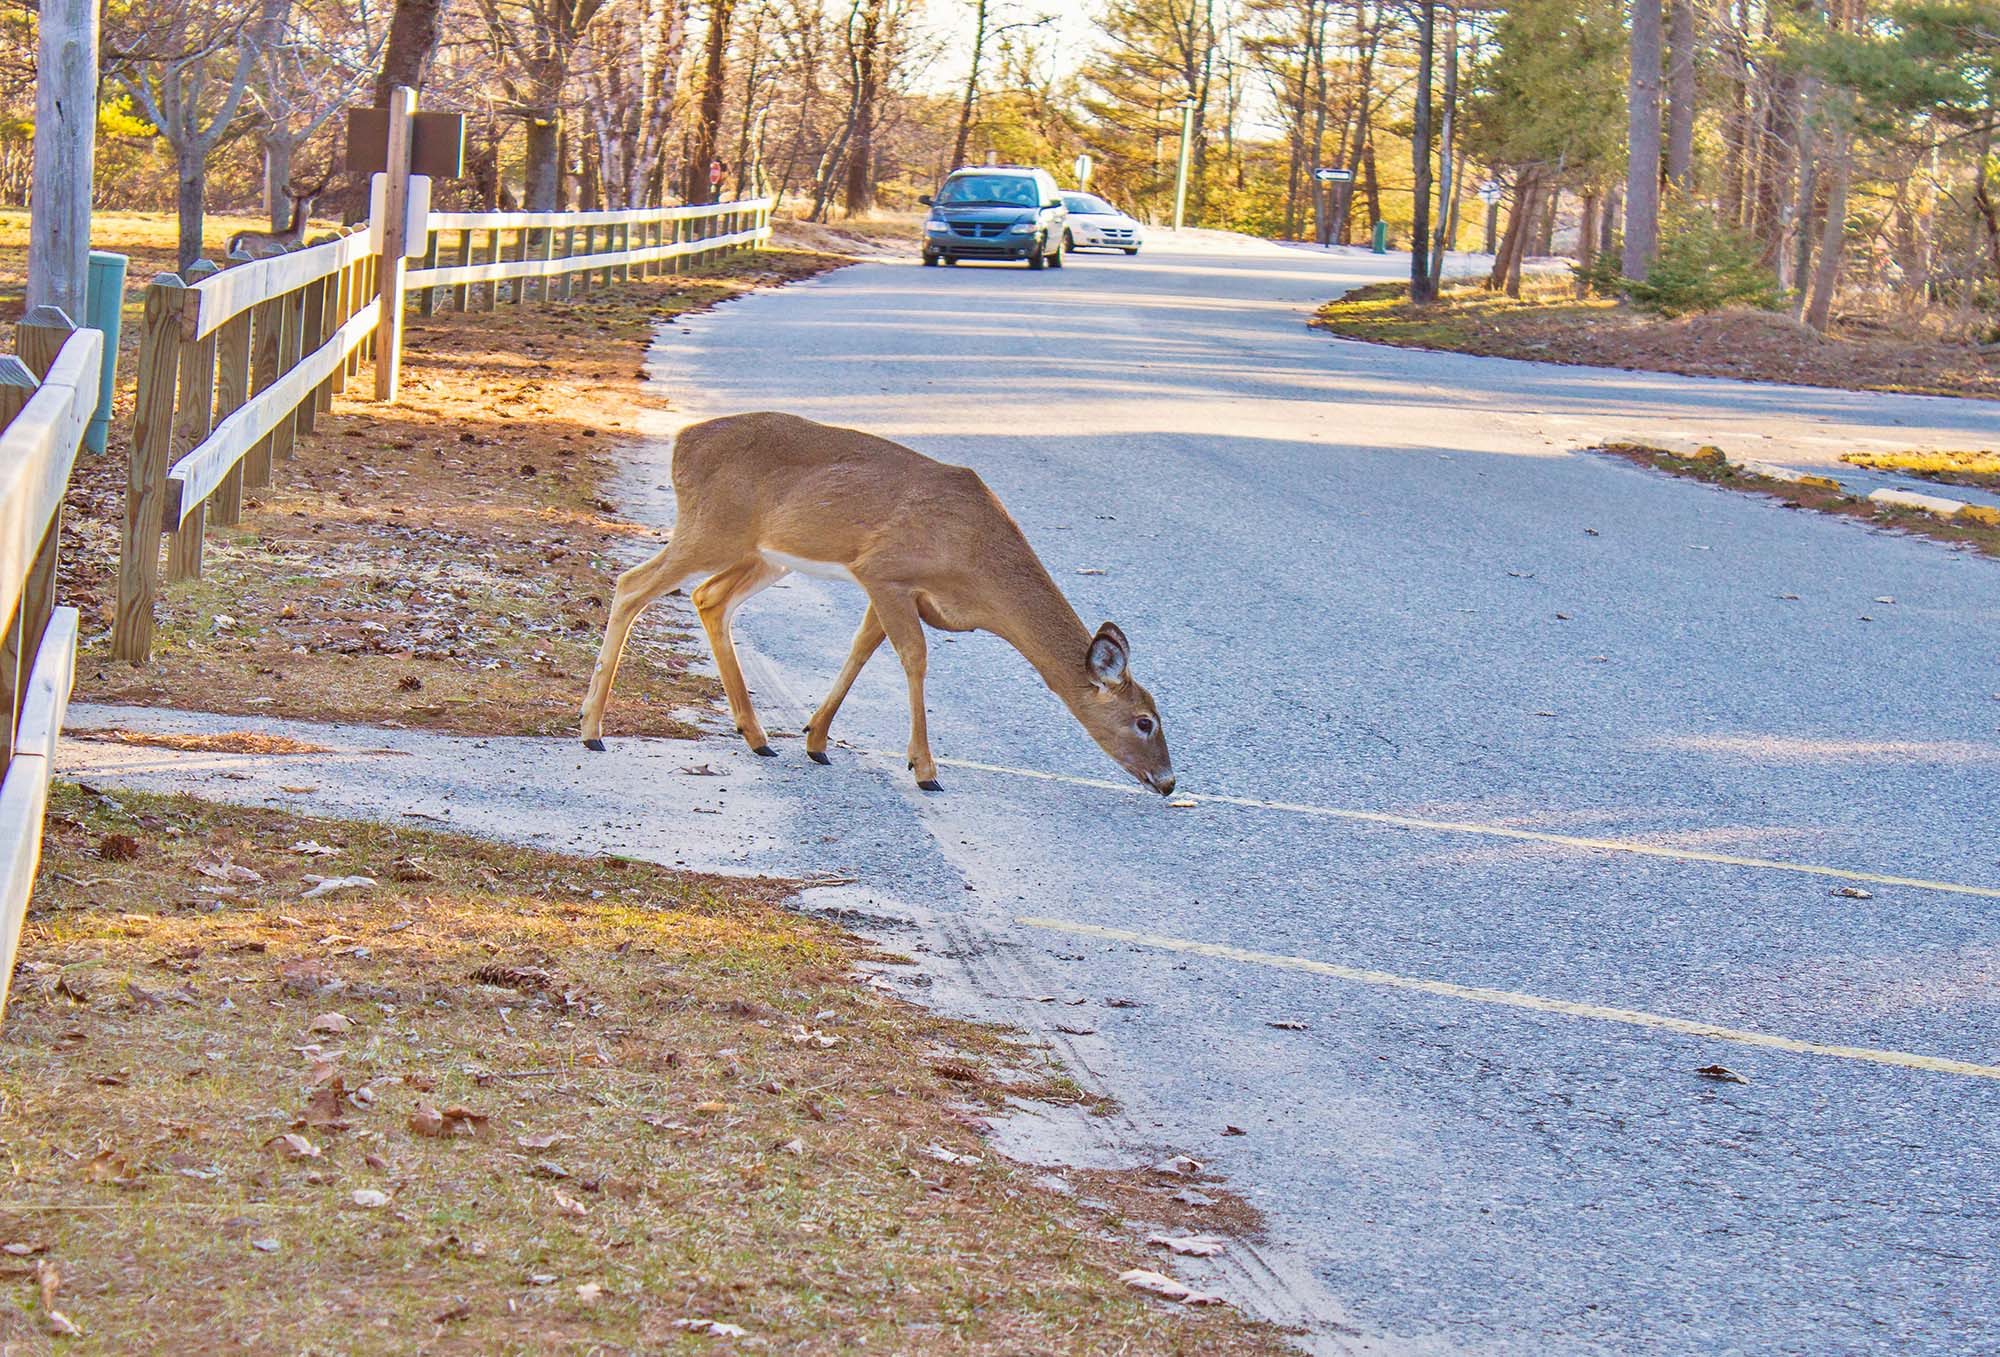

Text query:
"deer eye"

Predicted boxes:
[[1135, 716, 1156, 737]]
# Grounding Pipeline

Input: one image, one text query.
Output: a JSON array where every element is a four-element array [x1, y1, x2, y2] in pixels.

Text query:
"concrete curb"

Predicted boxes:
[[1866, 486, 2000, 526]]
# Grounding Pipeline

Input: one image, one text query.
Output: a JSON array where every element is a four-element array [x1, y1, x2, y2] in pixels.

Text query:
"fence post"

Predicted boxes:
[[332, 245, 355, 393], [113, 275, 186, 664], [577, 225, 593, 295], [166, 267, 218, 583], [247, 295, 281, 487], [538, 225, 555, 302], [417, 229, 439, 317], [560, 226, 576, 300], [511, 227, 528, 307], [0, 354, 37, 772], [481, 229, 499, 311], [453, 230, 472, 312], [271, 284, 305, 465], [213, 311, 250, 525], [297, 250, 330, 437]]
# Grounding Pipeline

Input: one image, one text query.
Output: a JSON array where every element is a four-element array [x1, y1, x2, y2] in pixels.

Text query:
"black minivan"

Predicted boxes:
[[920, 166, 1069, 269]]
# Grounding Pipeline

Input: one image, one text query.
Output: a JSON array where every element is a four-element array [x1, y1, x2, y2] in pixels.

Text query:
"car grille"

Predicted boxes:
[[951, 222, 1010, 239], [1098, 227, 1134, 240]]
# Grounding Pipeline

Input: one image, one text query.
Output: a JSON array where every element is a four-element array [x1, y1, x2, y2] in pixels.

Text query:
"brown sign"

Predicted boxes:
[[346, 109, 466, 178]]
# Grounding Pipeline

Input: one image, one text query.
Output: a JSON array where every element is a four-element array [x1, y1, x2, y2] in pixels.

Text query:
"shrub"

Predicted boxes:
[[1620, 206, 1786, 317], [1572, 238, 1625, 298]]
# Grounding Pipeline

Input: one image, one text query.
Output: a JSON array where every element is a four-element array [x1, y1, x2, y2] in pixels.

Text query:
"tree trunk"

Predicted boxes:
[[1408, 0, 1435, 301], [1804, 128, 1849, 332], [265, 138, 294, 231], [524, 115, 561, 211], [177, 156, 206, 271], [1666, 0, 1695, 188], [1601, 185, 1620, 253], [842, 0, 882, 216], [1624, 0, 1663, 278], [1720, 0, 1750, 223], [1576, 190, 1599, 296], [1536, 189, 1558, 257], [687, 0, 736, 203], [26, 0, 96, 319], [346, 0, 446, 219], [1489, 168, 1537, 292], [1426, 2, 1458, 292], [951, 0, 988, 172]]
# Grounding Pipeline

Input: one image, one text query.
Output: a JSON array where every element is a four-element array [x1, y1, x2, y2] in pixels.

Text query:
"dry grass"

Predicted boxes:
[[1317, 276, 2000, 400], [1596, 442, 2000, 558], [0, 784, 1289, 1354], [1841, 448, 2000, 492], [17, 213, 854, 738]]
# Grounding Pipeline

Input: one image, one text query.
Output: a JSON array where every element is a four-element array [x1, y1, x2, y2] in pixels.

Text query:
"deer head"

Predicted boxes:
[[1072, 622, 1175, 795]]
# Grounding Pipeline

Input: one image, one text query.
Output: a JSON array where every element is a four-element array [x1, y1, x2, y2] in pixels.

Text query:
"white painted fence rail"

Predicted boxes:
[[0, 318, 101, 1021]]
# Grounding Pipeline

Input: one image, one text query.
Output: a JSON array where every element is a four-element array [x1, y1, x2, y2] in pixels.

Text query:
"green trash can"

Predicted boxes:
[[1371, 220, 1389, 255], [83, 251, 128, 455]]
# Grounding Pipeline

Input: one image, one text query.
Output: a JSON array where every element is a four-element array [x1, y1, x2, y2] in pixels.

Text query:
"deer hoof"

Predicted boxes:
[[917, 779, 944, 793], [807, 750, 832, 765], [753, 744, 777, 758], [583, 738, 606, 752]]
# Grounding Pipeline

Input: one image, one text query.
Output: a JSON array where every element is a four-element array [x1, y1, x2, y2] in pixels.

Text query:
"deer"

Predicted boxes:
[[579, 412, 1176, 796], [226, 169, 331, 260]]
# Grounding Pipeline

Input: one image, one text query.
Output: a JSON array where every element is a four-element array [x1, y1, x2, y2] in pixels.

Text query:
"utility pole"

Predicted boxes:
[[26, 0, 99, 321], [1172, 97, 1196, 231]]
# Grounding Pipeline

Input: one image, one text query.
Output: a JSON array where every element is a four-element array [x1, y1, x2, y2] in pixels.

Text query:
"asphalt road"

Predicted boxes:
[[613, 232, 2000, 1354]]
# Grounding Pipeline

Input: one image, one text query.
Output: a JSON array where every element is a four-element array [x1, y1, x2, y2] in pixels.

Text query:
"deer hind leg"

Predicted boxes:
[[692, 556, 789, 756], [579, 533, 718, 749], [804, 605, 886, 764], [862, 587, 941, 791]]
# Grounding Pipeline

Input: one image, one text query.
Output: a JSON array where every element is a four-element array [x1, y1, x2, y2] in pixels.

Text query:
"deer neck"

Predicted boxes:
[[982, 558, 1097, 713]]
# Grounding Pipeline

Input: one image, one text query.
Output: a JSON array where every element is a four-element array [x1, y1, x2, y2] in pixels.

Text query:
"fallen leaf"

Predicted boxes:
[[83, 1149, 135, 1185], [787, 1024, 840, 1048], [516, 1132, 567, 1150], [265, 1132, 321, 1160], [694, 1101, 730, 1116], [290, 840, 340, 857], [1148, 1232, 1226, 1257], [575, 1281, 607, 1303], [351, 1188, 390, 1208], [1266, 1019, 1309, 1031], [301, 875, 375, 900], [433, 1300, 472, 1322], [778, 1137, 805, 1155], [675, 1318, 750, 1338], [527, 1273, 558, 1286], [48, 1310, 80, 1337], [37, 1258, 59, 1311], [1152, 1155, 1204, 1177], [552, 1190, 591, 1218], [1222, 1125, 1246, 1136], [1075, 567, 1106, 575], [1167, 797, 1198, 809], [98, 833, 141, 862], [1694, 1064, 1750, 1085], [1831, 886, 1874, 900], [310, 1012, 354, 1034], [249, 1237, 280, 1253], [921, 1143, 982, 1167], [278, 785, 320, 795], [1121, 1268, 1192, 1299], [677, 764, 724, 776], [1054, 1024, 1096, 1035]]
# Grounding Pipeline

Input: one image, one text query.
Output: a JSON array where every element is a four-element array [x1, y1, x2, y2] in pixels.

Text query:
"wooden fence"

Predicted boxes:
[[0, 315, 102, 1018], [406, 198, 772, 312], [113, 196, 771, 666]]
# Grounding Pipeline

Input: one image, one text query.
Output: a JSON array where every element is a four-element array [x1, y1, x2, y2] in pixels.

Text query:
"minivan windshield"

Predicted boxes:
[[937, 174, 1041, 208], [1062, 193, 1117, 216]]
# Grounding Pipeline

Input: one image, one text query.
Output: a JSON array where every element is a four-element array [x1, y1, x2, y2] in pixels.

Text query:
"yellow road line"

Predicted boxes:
[[1014, 916, 2000, 1082], [926, 754, 2000, 901]]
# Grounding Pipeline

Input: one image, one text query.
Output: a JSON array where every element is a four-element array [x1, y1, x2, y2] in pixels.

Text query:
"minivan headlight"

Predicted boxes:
[[926, 217, 949, 232], [1006, 220, 1035, 233]]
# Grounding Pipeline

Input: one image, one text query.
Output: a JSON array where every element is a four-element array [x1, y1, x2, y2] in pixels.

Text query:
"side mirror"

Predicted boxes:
[[919, 194, 933, 206]]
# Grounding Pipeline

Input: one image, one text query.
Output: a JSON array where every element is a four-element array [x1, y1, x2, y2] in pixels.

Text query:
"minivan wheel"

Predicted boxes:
[[1026, 238, 1047, 270], [921, 252, 938, 266], [1048, 243, 1064, 269], [1063, 231, 1075, 252]]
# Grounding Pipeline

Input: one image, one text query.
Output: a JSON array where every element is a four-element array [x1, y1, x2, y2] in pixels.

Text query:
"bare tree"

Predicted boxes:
[[114, 0, 292, 268], [250, 1, 383, 228], [478, 0, 621, 209]]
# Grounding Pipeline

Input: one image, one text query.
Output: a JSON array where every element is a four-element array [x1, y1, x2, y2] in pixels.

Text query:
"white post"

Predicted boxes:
[[1171, 99, 1195, 233], [374, 85, 416, 402], [26, 0, 98, 320]]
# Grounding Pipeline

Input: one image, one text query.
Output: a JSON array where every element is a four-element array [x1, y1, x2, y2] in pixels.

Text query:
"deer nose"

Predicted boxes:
[[1149, 771, 1175, 796]]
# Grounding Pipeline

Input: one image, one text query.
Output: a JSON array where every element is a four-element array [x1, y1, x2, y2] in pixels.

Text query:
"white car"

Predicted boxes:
[[1061, 193, 1143, 255]]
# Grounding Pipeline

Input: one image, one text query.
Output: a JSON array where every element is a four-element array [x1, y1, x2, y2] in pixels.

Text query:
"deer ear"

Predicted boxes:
[[1086, 622, 1129, 687]]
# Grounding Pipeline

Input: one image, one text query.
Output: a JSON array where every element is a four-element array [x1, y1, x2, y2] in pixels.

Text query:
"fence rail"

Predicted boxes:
[[0, 316, 100, 1020]]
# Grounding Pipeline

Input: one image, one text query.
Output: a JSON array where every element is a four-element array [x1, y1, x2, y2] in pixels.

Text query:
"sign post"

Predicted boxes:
[[373, 86, 416, 401], [1478, 181, 1504, 255], [1172, 98, 1197, 232], [1313, 167, 1354, 247], [1073, 153, 1093, 193]]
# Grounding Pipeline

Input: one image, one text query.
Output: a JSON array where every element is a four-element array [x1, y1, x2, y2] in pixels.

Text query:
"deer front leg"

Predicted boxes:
[[865, 588, 940, 791], [692, 557, 788, 756], [804, 606, 886, 764], [580, 537, 707, 750]]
